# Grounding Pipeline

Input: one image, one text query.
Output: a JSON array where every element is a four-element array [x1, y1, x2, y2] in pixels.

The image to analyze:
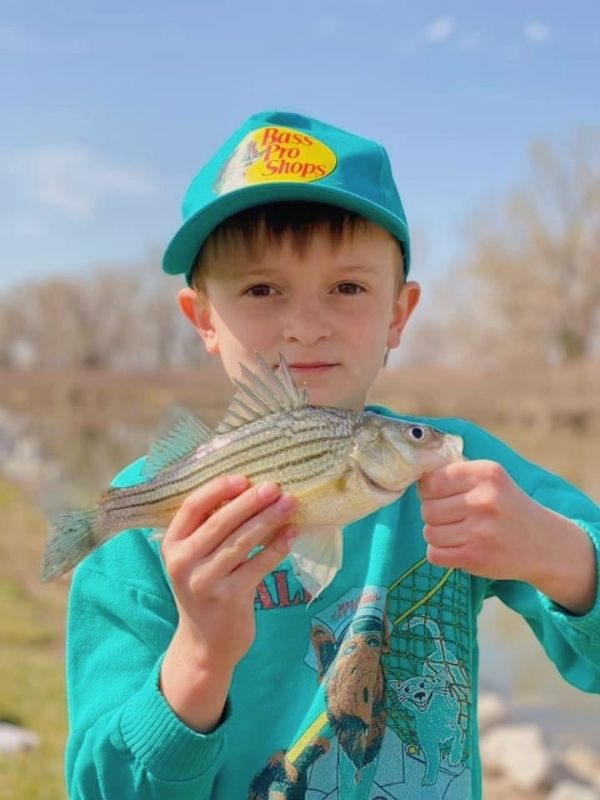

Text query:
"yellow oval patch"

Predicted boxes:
[[214, 125, 337, 194]]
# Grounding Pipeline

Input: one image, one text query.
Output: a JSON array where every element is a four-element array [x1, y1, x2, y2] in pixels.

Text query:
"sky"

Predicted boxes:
[[1, 0, 599, 292]]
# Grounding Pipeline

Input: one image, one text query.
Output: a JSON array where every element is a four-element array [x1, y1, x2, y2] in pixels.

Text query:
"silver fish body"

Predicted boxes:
[[41, 355, 463, 595], [101, 406, 362, 533]]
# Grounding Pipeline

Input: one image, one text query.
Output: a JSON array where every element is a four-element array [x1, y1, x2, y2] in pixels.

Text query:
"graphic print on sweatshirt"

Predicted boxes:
[[249, 561, 473, 799]]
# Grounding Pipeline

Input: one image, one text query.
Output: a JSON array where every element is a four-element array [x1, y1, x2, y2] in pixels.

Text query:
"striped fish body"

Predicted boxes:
[[99, 406, 366, 535], [42, 354, 463, 595]]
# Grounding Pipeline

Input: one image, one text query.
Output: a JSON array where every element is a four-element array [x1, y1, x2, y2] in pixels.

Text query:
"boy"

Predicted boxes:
[[66, 111, 600, 799]]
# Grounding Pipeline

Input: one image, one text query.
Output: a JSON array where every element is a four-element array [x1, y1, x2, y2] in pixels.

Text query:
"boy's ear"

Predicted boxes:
[[386, 281, 421, 349], [178, 288, 219, 355]]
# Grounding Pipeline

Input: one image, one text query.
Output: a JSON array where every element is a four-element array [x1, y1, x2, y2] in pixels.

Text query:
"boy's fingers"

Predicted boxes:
[[419, 460, 489, 500], [426, 543, 471, 569], [203, 493, 297, 577], [187, 483, 294, 560], [423, 522, 470, 549], [163, 475, 249, 543], [232, 525, 298, 590], [421, 494, 468, 527]]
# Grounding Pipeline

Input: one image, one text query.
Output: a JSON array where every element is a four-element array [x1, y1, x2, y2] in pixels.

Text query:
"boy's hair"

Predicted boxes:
[[190, 201, 405, 291]]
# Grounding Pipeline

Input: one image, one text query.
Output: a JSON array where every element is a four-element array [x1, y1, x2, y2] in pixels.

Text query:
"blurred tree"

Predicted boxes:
[[463, 128, 600, 365], [3, 130, 598, 372], [133, 255, 206, 370], [0, 254, 205, 371]]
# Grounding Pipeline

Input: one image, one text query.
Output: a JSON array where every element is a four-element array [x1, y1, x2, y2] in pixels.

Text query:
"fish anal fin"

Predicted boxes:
[[288, 525, 343, 602]]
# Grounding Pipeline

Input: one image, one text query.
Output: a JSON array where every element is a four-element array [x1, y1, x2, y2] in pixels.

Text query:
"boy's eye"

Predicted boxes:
[[244, 284, 274, 297], [335, 282, 365, 295]]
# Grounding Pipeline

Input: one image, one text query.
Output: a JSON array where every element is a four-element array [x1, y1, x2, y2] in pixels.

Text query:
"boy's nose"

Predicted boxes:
[[282, 302, 332, 345]]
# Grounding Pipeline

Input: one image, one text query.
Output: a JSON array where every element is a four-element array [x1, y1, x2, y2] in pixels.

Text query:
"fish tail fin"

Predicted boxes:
[[41, 509, 101, 581]]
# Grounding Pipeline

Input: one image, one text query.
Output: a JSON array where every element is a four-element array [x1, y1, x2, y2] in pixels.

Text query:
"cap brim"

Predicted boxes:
[[163, 182, 411, 283]]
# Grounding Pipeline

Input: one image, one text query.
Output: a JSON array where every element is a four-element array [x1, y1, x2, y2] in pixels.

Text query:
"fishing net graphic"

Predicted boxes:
[[286, 558, 471, 768], [383, 558, 471, 756]]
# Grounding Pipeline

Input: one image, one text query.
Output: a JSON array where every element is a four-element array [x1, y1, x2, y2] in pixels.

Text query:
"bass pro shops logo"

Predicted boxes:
[[214, 125, 337, 194]]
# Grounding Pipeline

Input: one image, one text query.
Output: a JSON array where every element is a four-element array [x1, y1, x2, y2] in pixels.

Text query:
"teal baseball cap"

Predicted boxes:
[[163, 110, 411, 283]]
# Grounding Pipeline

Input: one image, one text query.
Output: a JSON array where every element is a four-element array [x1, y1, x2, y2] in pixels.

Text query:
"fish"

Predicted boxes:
[[41, 354, 463, 597]]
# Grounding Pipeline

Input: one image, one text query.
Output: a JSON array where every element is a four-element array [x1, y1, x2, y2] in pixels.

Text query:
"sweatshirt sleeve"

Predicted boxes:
[[487, 470, 600, 693], [65, 530, 228, 800]]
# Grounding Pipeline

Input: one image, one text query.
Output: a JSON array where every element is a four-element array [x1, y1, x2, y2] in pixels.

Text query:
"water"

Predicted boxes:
[[479, 598, 600, 748]]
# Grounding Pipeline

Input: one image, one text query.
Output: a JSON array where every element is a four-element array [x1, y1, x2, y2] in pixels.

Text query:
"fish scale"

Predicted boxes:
[[103, 408, 358, 517]]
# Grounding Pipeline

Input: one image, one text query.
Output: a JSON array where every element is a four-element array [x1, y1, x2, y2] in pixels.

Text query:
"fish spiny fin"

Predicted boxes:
[[142, 407, 213, 479], [215, 353, 308, 434], [288, 525, 343, 601]]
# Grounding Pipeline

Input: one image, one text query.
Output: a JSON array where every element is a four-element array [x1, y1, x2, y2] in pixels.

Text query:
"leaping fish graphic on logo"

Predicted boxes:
[[214, 137, 264, 194]]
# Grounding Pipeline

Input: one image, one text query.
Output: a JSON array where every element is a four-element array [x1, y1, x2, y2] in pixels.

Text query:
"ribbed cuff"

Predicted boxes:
[[538, 520, 600, 641], [120, 658, 229, 782]]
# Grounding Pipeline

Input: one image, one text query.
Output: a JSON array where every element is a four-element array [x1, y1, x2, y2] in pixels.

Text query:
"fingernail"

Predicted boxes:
[[284, 525, 298, 544], [229, 475, 248, 489], [274, 494, 295, 513], [258, 481, 279, 500]]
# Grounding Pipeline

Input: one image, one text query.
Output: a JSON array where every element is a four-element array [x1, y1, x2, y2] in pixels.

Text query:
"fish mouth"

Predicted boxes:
[[356, 463, 398, 496], [447, 434, 464, 459]]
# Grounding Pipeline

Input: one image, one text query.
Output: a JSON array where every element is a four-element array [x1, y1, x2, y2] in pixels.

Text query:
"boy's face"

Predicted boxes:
[[179, 223, 420, 410]]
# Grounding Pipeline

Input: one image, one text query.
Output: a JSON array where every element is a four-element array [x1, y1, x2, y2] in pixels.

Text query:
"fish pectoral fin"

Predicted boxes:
[[288, 525, 343, 601]]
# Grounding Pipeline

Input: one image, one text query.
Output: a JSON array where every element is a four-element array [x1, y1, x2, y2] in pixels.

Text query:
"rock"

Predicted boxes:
[[477, 691, 506, 731], [480, 723, 552, 791], [484, 772, 545, 799], [562, 747, 600, 791], [0, 722, 39, 755], [547, 780, 600, 800]]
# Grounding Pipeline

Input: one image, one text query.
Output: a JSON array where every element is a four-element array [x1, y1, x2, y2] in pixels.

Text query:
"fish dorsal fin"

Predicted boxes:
[[141, 407, 213, 479], [215, 353, 308, 434]]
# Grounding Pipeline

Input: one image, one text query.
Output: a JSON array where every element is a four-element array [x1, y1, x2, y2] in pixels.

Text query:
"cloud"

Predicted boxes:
[[503, 43, 520, 62], [316, 16, 342, 38], [0, 19, 86, 56], [396, 38, 417, 56], [523, 21, 552, 44], [6, 217, 46, 238], [0, 22, 32, 53], [6, 145, 155, 220], [458, 32, 482, 52], [423, 16, 456, 44]]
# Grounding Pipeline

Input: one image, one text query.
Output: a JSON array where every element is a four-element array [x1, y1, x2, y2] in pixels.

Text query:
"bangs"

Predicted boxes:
[[190, 201, 402, 288]]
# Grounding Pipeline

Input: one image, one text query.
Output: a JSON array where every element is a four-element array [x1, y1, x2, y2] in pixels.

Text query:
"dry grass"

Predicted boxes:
[[0, 480, 69, 800]]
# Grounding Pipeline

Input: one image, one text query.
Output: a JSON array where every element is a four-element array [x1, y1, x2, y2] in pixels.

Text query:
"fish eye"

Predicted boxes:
[[407, 425, 427, 442]]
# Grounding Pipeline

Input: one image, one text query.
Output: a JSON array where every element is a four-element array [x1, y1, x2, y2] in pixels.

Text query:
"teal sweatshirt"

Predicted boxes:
[[65, 411, 600, 799]]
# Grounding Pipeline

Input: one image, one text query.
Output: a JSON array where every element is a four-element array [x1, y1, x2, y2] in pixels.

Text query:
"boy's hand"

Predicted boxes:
[[419, 460, 597, 615], [159, 475, 297, 732]]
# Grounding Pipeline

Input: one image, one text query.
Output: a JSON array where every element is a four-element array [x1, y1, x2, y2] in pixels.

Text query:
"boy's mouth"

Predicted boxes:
[[287, 362, 337, 374]]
